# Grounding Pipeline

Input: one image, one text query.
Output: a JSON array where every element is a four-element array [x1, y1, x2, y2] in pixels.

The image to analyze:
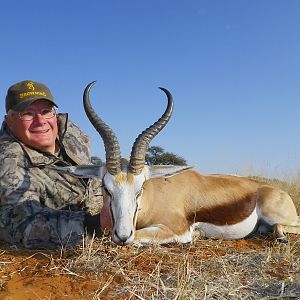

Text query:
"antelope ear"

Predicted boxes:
[[45, 164, 106, 178], [146, 165, 195, 179]]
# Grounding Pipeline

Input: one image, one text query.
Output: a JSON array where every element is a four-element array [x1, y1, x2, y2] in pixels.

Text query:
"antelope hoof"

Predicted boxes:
[[276, 236, 288, 244]]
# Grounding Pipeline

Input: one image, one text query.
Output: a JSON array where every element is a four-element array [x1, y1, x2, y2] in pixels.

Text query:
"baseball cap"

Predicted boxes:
[[5, 80, 58, 113]]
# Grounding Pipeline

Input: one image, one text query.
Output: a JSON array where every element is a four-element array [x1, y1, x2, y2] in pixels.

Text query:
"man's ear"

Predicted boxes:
[[5, 111, 17, 129], [4, 114, 12, 128]]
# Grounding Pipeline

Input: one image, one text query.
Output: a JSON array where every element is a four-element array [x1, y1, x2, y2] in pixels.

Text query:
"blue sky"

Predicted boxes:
[[1, 1, 299, 179]]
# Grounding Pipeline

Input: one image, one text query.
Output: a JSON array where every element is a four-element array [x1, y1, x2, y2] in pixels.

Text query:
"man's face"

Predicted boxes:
[[6, 100, 58, 154]]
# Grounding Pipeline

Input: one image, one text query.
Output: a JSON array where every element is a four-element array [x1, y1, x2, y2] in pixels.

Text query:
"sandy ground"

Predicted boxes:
[[1, 235, 299, 300]]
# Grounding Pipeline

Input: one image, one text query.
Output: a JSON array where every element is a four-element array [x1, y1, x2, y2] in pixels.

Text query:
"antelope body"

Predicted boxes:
[[53, 82, 300, 245], [129, 171, 300, 244], [98, 163, 300, 245]]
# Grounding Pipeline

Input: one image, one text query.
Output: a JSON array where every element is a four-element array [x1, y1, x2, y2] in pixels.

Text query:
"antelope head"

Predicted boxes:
[[83, 81, 177, 245]]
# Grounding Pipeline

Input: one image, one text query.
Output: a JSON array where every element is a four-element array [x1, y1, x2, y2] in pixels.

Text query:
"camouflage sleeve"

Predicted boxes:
[[1, 201, 86, 249], [0, 154, 87, 249]]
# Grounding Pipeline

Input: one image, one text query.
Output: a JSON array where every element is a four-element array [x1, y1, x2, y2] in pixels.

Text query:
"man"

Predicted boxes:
[[0, 80, 103, 249]]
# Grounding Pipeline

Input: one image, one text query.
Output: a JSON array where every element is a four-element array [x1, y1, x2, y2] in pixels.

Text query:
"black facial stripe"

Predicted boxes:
[[104, 186, 112, 197], [109, 200, 115, 227]]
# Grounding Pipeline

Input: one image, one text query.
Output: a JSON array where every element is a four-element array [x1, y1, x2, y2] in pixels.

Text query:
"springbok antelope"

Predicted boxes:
[[51, 81, 300, 245]]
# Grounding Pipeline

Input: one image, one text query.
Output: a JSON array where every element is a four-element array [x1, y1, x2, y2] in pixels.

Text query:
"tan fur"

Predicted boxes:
[[133, 170, 300, 243]]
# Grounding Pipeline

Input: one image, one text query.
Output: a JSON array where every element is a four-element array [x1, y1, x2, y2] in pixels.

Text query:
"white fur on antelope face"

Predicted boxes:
[[104, 171, 145, 245]]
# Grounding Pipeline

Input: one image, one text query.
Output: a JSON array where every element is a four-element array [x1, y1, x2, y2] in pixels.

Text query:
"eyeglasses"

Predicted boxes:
[[18, 107, 57, 121]]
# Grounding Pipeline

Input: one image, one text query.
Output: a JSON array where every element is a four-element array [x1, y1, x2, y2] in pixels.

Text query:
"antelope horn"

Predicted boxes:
[[83, 81, 121, 175], [129, 87, 174, 175]]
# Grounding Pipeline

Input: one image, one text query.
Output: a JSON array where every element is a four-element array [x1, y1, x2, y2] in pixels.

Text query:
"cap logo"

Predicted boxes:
[[26, 82, 35, 91], [19, 82, 47, 99]]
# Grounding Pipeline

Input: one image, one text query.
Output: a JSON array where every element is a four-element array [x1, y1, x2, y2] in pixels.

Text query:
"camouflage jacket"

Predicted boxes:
[[0, 114, 103, 249]]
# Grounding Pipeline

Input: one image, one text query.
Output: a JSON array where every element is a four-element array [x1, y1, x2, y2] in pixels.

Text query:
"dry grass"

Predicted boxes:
[[0, 178, 299, 299], [62, 234, 300, 299]]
